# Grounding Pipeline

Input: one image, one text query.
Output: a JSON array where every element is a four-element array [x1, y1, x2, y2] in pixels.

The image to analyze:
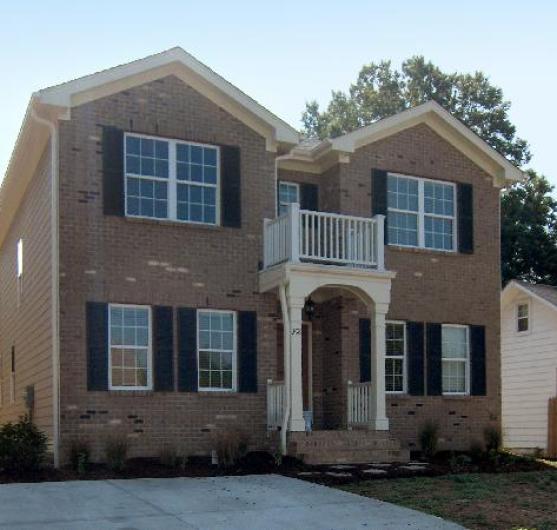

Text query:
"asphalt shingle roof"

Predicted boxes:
[[516, 281, 557, 308]]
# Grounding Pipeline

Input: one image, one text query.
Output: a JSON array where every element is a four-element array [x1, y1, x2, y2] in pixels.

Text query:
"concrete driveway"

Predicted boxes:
[[0, 474, 464, 529]]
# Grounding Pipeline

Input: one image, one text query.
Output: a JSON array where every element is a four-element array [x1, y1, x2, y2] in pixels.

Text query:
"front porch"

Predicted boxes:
[[260, 204, 406, 463]]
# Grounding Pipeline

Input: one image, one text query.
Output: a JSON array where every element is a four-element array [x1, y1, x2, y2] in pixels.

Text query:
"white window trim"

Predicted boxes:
[[197, 309, 238, 392], [278, 181, 300, 217], [124, 132, 221, 226], [385, 320, 407, 394], [515, 300, 531, 335], [108, 303, 153, 391], [441, 324, 470, 396], [387, 172, 458, 252]]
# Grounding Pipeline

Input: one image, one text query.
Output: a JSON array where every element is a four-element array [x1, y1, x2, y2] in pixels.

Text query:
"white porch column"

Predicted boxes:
[[371, 303, 389, 430], [288, 296, 306, 431]]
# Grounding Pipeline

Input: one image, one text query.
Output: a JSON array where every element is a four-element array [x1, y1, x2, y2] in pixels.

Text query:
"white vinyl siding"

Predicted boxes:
[[502, 293, 557, 452]]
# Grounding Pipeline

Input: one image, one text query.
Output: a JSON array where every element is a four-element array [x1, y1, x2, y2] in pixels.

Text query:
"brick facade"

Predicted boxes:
[[54, 74, 501, 461]]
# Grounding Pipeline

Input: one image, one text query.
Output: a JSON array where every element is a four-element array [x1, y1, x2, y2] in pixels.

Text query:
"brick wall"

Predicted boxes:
[[57, 74, 501, 460]]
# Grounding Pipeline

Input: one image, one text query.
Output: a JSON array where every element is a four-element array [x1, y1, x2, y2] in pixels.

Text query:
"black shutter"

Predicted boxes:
[[407, 322, 425, 395], [371, 169, 388, 244], [153, 306, 174, 392], [86, 302, 108, 391], [470, 325, 487, 396], [221, 145, 241, 228], [426, 323, 442, 396], [300, 183, 319, 211], [359, 318, 371, 383], [102, 127, 125, 216], [238, 311, 258, 393], [178, 308, 198, 392], [457, 183, 474, 254]]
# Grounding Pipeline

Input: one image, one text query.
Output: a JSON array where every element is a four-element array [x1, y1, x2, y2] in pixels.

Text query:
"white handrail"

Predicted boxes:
[[347, 380, 373, 427], [267, 379, 285, 430], [263, 205, 385, 270]]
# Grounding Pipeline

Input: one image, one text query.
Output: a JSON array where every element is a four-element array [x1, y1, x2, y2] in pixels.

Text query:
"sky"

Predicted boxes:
[[1, 1, 556, 187]]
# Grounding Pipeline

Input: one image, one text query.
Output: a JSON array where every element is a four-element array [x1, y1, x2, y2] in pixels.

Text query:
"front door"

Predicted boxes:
[[276, 322, 312, 412]]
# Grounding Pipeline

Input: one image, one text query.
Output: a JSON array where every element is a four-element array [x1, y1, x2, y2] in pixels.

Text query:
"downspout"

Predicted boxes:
[[279, 284, 291, 455], [30, 106, 60, 468]]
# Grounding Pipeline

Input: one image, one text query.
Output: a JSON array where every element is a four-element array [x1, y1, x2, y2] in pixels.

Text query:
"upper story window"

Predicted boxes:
[[441, 325, 469, 395], [516, 303, 529, 333], [385, 322, 406, 393], [108, 304, 152, 390], [198, 310, 237, 391], [16, 239, 23, 278], [125, 133, 219, 225], [278, 181, 300, 216], [387, 173, 456, 251]]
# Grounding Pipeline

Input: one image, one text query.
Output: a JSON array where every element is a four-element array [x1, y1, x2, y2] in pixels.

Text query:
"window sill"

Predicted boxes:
[[123, 216, 222, 231], [387, 244, 458, 257]]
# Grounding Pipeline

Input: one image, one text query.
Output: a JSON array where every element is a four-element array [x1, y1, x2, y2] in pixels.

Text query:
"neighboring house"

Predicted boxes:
[[0, 48, 523, 466], [501, 281, 557, 454]]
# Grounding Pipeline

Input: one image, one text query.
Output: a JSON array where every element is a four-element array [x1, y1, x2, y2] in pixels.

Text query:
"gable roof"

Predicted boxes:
[[280, 101, 524, 187], [34, 47, 299, 148], [502, 280, 557, 312]]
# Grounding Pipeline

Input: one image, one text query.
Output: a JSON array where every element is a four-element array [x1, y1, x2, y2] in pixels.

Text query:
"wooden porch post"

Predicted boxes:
[[288, 295, 306, 431], [371, 303, 389, 430]]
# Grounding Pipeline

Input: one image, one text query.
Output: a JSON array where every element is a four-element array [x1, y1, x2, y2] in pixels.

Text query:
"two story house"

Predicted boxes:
[[0, 48, 522, 466]]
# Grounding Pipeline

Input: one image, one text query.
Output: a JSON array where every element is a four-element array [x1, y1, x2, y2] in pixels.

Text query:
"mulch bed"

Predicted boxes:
[[0, 451, 553, 485]]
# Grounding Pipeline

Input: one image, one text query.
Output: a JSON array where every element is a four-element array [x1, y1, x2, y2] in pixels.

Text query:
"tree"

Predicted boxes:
[[501, 171, 557, 285], [302, 56, 531, 166]]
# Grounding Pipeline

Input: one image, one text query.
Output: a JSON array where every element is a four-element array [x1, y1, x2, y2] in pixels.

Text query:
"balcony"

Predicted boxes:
[[263, 203, 385, 271]]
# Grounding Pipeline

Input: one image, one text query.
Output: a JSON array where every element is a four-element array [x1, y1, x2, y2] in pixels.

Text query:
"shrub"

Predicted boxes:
[[105, 437, 128, 472], [214, 429, 249, 467], [469, 439, 485, 462], [483, 425, 501, 452], [159, 446, 179, 468], [449, 453, 472, 473], [69, 439, 91, 475], [0, 415, 48, 474], [419, 421, 439, 459]]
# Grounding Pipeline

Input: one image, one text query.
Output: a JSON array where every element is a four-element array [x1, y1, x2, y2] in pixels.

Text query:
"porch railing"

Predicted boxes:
[[267, 379, 285, 430], [263, 203, 385, 270], [347, 380, 373, 427]]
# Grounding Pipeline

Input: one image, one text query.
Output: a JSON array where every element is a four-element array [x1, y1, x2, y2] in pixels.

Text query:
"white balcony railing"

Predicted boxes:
[[347, 380, 373, 427], [267, 379, 285, 430], [263, 203, 385, 270]]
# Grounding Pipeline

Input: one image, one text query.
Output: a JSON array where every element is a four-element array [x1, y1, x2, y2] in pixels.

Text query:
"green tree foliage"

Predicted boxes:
[[501, 170, 557, 285], [302, 56, 531, 166]]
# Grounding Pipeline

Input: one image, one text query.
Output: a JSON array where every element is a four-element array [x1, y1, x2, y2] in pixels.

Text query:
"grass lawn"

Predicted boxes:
[[340, 470, 557, 530]]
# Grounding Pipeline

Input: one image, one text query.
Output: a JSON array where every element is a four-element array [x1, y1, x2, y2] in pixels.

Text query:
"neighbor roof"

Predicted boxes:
[[502, 280, 557, 312]]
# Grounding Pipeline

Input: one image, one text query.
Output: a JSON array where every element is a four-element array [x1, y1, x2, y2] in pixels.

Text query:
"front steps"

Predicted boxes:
[[288, 430, 409, 465]]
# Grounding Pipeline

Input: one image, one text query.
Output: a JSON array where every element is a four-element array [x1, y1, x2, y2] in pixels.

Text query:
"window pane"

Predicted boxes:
[[109, 306, 150, 389], [442, 360, 466, 393], [424, 182, 454, 216], [387, 176, 419, 212], [425, 216, 453, 250], [442, 326, 468, 359], [198, 311, 235, 390], [387, 212, 418, 246], [278, 182, 299, 216]]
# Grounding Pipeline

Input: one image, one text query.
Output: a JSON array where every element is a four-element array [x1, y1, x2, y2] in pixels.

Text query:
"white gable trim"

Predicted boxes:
[[328, 101, 524, 187], [35, 47, 299, 149], [501, 280, 557, 314]]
